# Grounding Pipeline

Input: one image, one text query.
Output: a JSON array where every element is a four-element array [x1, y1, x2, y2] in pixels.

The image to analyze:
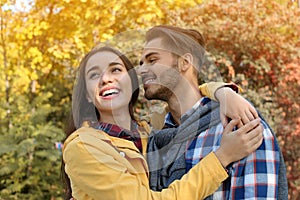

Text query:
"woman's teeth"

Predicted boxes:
[[102, 89, 119, 97]]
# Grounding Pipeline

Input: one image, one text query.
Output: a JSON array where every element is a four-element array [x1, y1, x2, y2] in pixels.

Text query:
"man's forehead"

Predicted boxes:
[[144, 37, 163, 49], [142, 38, 173, 56]]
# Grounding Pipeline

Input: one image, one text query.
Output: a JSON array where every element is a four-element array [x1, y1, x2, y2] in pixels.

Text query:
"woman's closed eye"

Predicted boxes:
[[89, 72, 100, 80], [111, 66, 123, 73]]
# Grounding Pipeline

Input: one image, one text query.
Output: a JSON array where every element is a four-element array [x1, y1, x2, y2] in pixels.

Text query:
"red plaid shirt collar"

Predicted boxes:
[[92, 121, 143, 152]]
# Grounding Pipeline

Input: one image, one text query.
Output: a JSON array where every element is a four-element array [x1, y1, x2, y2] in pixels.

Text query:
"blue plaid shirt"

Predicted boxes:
[[164, 97, 280, 199]]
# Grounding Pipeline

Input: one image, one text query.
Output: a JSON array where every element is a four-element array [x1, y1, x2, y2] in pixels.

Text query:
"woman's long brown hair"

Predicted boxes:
[[61, 46, 139, 199]]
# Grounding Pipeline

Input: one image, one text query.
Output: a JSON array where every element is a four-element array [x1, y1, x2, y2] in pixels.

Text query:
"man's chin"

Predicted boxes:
[[144, 92, 156, 100], [144, 90, 157, 100], [144, 91, 167, 101]]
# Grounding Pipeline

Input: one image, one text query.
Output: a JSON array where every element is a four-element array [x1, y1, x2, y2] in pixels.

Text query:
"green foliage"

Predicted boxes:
[[0, 90, 65, 198]]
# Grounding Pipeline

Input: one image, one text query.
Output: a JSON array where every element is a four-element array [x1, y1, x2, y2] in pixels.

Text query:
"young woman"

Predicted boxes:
[[62, 46, 263, 200]]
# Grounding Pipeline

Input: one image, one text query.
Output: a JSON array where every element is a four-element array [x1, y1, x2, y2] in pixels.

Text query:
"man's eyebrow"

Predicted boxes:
[[139, 52, 158, 65]]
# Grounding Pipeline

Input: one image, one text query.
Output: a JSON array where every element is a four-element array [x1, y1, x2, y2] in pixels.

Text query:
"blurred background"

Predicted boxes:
[[0, 0, 299, 199]]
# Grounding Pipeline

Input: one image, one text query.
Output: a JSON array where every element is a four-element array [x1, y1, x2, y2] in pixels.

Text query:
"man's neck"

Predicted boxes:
[[167, 84, 202, 125]]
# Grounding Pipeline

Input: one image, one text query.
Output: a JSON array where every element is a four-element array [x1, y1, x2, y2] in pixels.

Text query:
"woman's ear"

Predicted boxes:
[[179, 53, 193, 72]]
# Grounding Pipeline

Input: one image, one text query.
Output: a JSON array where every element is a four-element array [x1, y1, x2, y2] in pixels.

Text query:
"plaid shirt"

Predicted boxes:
[[165, 97, 280, 199], [92, 121, 143, 152]]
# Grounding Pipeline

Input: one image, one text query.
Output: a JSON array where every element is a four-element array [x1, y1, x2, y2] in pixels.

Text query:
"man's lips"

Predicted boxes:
[[144, 79, 155, 85], [142, 75, 156, 85]]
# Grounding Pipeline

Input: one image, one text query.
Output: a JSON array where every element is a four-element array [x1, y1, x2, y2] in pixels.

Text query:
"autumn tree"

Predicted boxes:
[[166, 0, 299, 199], [0, 0, 202, 199]]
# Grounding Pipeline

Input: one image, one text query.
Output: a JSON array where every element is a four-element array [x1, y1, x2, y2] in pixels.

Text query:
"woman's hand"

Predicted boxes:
[[214, 118, 263, 168], [215, 87, 258, 128]]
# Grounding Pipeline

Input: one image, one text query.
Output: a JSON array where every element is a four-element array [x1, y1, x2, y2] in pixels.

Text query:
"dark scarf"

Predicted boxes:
[[147, 100, 221, 191], [93, 121, 143, 152]]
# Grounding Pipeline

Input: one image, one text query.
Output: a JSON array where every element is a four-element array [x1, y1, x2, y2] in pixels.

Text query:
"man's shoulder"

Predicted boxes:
[[258, 117, 277, 139]]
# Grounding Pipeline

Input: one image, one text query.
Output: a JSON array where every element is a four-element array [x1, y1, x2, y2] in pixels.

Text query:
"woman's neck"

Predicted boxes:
[[99, 109, 132, 130]]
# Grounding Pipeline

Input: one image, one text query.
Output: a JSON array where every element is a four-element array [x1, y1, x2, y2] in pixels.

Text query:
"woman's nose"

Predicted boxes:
[[99, 71, 113, 85]]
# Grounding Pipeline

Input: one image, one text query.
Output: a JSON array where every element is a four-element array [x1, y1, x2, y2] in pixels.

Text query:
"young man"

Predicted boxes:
[[139, 25, 287, 199]]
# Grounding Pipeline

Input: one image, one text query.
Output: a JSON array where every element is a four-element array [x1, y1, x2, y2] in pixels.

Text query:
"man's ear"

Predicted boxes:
[[179, 53, 193, 72]]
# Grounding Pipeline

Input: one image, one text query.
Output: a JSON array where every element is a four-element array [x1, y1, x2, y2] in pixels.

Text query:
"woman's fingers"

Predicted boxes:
[[241, 123, 263, 155], [247, 123, 263, 146], [241, 109, 256, 125], [250, 105, 259, 119], [235, 118, 261, 135], [220, 112, 229, 128], [218, 118, 263, 165], [223, 118, 239, 134], [240, 113, 250, 127]]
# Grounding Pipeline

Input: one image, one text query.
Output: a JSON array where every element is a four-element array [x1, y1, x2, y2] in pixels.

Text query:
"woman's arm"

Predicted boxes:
[[199, 82, 258, 128], [63, 128, 228, 200], [215, 87, 258, 128]]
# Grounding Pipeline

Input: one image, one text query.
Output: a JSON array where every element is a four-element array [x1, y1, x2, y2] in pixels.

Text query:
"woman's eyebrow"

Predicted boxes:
[[86, 61, 123, 74], [108, 61, 123, 67], [86, 66, 99, 74]]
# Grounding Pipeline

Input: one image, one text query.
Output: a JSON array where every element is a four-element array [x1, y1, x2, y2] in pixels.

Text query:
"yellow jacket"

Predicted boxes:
[[63, 122, 228, 200]]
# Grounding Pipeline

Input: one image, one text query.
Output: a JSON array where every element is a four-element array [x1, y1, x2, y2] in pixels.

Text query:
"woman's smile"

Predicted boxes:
[[99, 86, 121, 99]]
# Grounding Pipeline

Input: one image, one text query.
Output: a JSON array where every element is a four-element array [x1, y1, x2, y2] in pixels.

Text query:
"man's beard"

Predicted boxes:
[[144, 62, 180, 102]]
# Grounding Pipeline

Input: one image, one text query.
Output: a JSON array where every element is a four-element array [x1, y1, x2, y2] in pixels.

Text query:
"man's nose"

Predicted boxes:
[[137, 63, 149, 75]]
